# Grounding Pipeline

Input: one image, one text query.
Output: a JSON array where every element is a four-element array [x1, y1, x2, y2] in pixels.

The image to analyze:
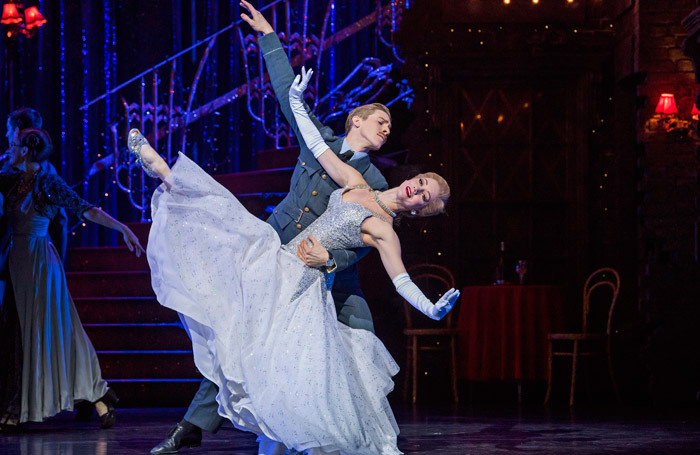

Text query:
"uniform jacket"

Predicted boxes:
[[260, 32, 388, 283]]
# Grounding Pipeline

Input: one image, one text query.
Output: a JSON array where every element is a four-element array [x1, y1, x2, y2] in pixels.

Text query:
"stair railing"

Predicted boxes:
[[80, 0, 411, 221]]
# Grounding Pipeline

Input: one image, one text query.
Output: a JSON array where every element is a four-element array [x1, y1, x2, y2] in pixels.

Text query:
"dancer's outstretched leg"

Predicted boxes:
[[128, 129, 171, 183]]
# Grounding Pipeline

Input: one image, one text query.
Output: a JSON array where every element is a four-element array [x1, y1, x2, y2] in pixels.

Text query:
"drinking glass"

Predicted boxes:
[[515, 260, 528, 285]]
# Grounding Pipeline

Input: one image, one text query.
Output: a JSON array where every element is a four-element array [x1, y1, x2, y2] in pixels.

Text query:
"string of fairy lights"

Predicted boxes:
[[411, 0, 615, 261], [67, 0, 121, 237], [59, 0, 66, 177]]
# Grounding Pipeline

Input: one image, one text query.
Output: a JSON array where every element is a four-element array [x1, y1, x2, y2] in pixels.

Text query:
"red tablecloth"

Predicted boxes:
[[456, 285, 566, 381]]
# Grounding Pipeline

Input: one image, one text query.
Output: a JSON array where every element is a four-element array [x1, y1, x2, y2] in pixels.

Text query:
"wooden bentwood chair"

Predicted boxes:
[[545, 267, 621, 406], [401, 264, 459, 404]]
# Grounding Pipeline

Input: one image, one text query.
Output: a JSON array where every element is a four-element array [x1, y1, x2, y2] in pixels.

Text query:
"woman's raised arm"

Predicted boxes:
[[288, 67, 365, 188]]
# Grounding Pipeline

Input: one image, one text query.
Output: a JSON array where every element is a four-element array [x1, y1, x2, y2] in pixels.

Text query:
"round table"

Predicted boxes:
[[456, 284, 567, 381]]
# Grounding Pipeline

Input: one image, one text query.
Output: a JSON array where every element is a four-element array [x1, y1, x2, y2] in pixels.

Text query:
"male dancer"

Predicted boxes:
[[149, 2, 393, 454]]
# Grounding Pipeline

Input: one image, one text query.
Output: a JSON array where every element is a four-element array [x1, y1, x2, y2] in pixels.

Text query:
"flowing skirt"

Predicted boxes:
[[9, 234, 107, 423], [147, 154, 401, 455]]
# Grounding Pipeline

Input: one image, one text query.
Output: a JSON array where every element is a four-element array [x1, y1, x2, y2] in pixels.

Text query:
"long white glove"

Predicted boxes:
[[289, 67, 329, 158], [392, 273, 460, 321]]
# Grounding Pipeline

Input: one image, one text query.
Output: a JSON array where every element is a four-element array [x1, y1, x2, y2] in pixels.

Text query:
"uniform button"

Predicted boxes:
[[301, 161, 306, 166], [304, 207, 310, 212], [322, 174, 327, 180], [311, 190, 318, 196], [274, 209, 278, 214], [296, 224, 302, 229]]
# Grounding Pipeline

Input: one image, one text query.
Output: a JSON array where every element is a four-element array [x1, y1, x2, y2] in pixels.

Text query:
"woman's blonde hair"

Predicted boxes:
[[414, 172, 450, 217]]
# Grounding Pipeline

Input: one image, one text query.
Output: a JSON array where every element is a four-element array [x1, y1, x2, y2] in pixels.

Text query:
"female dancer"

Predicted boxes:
[[0, 128, 144, 430], [131, 71, 459, 454]]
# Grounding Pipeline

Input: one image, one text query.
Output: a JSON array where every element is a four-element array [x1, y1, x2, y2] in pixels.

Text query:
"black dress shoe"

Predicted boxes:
[[0, 413, 21, 433], [150, 422, 202, 454], [95, 388, 119, 429]]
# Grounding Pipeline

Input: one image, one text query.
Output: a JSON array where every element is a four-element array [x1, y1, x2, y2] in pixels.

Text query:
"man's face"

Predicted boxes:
[[355, 110, 391, 151]]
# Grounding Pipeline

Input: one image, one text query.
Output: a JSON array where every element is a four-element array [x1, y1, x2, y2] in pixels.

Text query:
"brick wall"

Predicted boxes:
[[636, 0, 700, 405]]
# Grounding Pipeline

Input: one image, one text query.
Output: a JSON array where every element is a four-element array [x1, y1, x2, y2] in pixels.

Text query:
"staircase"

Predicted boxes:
[[67, 148, 297, 407]]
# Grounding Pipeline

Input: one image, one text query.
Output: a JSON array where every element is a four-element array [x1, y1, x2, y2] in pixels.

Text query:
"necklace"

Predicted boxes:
[[373, 190, 396, 218], [16, 172, 37, 195]]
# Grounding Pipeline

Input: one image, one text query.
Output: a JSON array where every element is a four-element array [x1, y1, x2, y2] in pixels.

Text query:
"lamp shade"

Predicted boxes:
[[24, 6, 46, 30], [1, 3, 22, 25], [655, 93, 678, 115]]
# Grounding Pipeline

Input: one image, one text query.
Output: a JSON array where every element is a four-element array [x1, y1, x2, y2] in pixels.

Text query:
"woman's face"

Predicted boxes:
[[395, 176, 440, 213], [7, 139, 27, 168]]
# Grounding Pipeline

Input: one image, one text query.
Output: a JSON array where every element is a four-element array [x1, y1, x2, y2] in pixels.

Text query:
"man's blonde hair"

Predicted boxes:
[[344, 103, 391, 135]]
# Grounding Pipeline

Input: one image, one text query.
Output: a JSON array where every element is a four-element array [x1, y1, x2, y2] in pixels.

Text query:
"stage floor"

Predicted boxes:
[[1, 406, 699, 454]]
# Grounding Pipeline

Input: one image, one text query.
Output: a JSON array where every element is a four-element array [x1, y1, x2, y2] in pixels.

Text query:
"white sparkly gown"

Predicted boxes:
[[147, 153, 401, 455]]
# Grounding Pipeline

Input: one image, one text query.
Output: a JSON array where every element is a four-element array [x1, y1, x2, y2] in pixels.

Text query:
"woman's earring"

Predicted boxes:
[[411, 210, 417, 215]]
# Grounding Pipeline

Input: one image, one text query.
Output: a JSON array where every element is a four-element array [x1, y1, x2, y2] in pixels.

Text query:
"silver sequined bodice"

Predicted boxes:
[[281, 186, 391, 299], [282, 186, 390, 255]]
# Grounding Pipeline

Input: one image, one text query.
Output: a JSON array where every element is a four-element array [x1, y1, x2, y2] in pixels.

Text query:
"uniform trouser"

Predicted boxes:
[[183, 287, 374, 433]]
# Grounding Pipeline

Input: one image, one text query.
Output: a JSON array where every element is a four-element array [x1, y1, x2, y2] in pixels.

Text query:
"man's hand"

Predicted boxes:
[[240, 1, 275, 35], [296, 235, 330, 268]]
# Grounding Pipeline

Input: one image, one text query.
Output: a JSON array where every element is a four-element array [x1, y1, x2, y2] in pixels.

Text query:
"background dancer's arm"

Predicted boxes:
[[42, 175, 144, 257], [46, 163, 68, 262], [82, 208, 144, 257]]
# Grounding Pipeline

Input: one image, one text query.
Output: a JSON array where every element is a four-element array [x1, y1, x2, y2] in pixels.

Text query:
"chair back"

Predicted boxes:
[[403, 264, 456, 329], [581, 267, 620, 335]]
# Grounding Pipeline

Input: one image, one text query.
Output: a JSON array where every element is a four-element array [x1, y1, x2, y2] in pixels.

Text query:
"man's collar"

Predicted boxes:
[[341, 139, 367, 161], [340, 138, 352, 154]]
